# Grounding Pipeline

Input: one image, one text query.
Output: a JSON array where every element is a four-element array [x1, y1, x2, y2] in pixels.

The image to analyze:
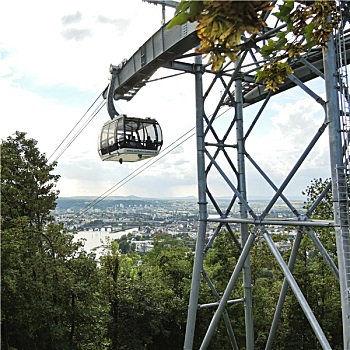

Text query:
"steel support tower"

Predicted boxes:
[[107, 3, 350, 349]]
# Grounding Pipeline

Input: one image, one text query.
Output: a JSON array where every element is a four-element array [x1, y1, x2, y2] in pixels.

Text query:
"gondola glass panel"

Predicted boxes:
[[98, 115, 162, 163]]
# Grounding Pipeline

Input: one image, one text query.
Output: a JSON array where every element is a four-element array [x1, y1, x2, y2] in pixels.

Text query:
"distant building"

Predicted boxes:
[[131, 239, 154, 253]]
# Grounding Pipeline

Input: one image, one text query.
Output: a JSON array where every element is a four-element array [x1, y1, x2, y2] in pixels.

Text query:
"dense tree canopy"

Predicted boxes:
[[1, 132, 109, 350], [0, 130, 342, 349]]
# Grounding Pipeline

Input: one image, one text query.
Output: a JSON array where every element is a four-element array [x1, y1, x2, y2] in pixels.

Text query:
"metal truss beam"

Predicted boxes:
[[182, 28, 350, 350], [103, 21, 198, 101]]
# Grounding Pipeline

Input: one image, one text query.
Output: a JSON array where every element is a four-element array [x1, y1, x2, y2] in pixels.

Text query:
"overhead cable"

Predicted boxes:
[[52, 99, 105, 163], [48, 69, 189, 164], [75, 107, 232, 217], [48, 93, 104, 162], [76, 126, 196, 217]]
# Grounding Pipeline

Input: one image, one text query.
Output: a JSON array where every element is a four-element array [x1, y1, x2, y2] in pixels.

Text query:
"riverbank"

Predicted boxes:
[[72, 228, 137, 257]]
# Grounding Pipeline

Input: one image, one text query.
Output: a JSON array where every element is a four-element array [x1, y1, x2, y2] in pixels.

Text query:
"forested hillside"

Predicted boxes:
[[1, 133, 342, 349]]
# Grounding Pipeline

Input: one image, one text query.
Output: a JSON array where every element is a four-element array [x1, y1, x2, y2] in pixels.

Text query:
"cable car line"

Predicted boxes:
[[51, 98, 105, 163], [54, 100, 105, 163], [77, 126, 196, 217], [145, 71, 187, 83], [76, 106, 232, 218], [48, 93, 103, 162], [49, 70, 188, 165]]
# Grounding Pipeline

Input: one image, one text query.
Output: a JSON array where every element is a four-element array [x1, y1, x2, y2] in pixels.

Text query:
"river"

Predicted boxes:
[[72, 228, 137, 257]]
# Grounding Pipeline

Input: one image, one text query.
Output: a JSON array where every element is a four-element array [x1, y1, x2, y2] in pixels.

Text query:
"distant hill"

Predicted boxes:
[[55, 195, 198, 211], [58, 195, 197, 201], [55, 195, 304, 211]]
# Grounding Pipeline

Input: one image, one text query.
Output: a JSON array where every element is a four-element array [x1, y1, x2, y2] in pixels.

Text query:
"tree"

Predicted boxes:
[[1, 131, 60, 229], [1, 132, 110, 349], [200, 230, 246, 349], [98, 235, 195, 349], [2, 221, 110, 350], [184, 177, 342, 349], [141, 235, 194, 349], [168, 0, 340, 90], [251, 178, 342, 349]]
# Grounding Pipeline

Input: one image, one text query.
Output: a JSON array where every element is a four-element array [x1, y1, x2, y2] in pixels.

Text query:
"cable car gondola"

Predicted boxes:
[[98, 115, 163, 163], [98, 65, 163, 164]]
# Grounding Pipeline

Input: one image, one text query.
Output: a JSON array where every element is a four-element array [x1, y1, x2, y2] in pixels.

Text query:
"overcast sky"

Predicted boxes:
[[1, 0, 332, 199]]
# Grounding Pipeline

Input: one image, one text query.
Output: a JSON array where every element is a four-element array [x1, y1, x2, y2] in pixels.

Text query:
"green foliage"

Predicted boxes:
[[170, 0, 272, 72], [201, 230, 246, 347], [0, 131, 343, 349], [1, 131, 60, 229], [167, 0, 203, 28], [167, 0, 340, 90], [256, 1, 340, 90], [191, 177, 342, 349], [271, 230, 341, 350], [1, 132, 109, 350], [99, 235, 193, 349], [1, 220, 110, 350], [253, 178, 341, 349], [302, 177, 333, 220], [117, 234, 134, 253], [255, 61, 294, 92]]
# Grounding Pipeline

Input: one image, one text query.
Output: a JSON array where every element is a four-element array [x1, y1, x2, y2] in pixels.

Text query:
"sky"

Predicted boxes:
[[0, 0, 332, 200]]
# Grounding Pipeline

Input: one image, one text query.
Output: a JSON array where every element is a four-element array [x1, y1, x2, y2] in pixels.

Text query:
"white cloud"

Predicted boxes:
[[0, 0, 169, 91], [61, 28, 93, 41], [241, 92, 331, 197], [61, 11, 83, 26], [0, 1, 333, 199]]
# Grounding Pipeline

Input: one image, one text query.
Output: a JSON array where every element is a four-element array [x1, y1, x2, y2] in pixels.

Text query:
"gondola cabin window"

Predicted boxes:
[[98, 115, 163, 163]]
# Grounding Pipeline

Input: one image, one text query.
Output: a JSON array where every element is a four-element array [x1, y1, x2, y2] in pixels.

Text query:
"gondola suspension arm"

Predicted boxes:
[[107, 65, 120, 120]]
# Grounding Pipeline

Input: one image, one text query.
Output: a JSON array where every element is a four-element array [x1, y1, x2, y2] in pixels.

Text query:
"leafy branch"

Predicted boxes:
[[168, 0, 341, 91]]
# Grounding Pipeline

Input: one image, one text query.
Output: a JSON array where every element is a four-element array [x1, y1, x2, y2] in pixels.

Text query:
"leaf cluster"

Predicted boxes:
[[167, 0, 341, 90], [169, 1, 272, 71], [256, 61, 294, 92], [257, 0, 340, 91]]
